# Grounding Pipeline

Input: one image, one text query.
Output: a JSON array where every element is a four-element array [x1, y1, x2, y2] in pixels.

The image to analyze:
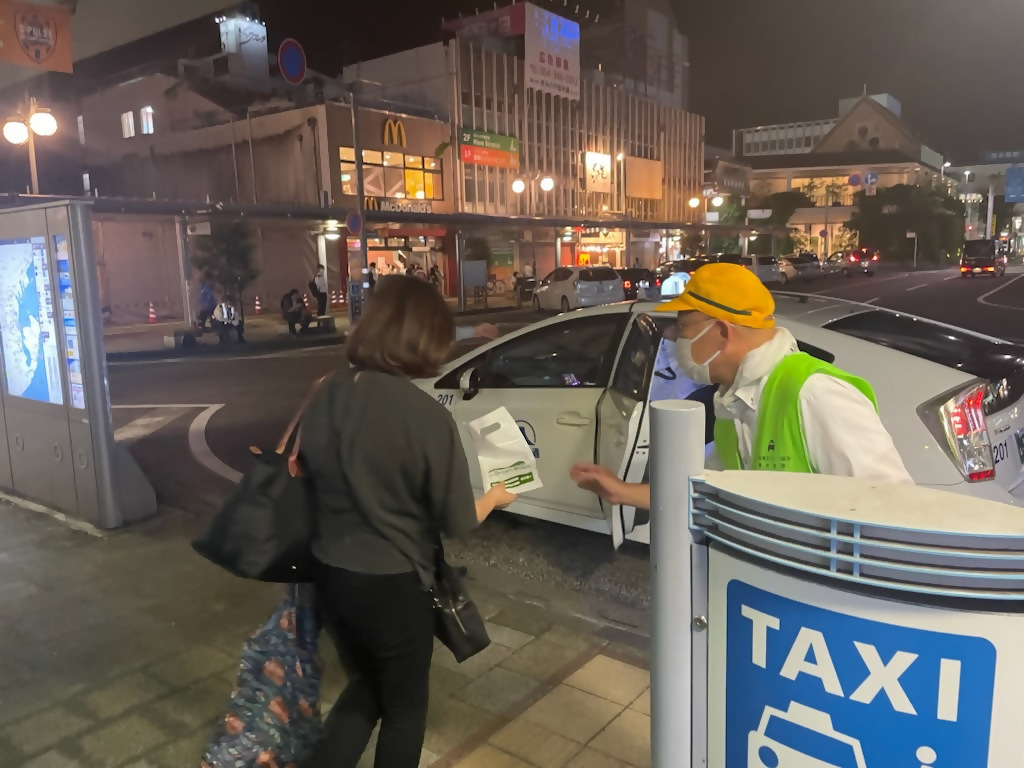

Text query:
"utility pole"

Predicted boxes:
[[348, 87, 369, 323]]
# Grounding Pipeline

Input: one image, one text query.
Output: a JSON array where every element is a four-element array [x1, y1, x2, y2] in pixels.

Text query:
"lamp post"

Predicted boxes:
[[3, 97, 58, 195], [941, 161, 951, 179], [512, 174, 556, 215]]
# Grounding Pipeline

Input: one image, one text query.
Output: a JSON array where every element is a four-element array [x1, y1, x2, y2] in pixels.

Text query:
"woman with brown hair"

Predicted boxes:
[[299, 275, 515, 768]]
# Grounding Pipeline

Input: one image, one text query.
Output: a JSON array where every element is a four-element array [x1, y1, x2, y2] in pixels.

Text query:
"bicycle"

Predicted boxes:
[[486, 274, 506, 296]]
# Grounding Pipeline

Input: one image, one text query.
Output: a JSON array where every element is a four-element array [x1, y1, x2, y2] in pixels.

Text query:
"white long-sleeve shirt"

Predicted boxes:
[[707, 330, 913, 485]]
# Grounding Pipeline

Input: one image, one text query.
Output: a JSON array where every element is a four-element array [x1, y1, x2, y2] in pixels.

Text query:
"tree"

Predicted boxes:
[[464, 236, 492, 263], [753, 190, 814, 254], [190, 219, 260, 313], [846, 185, 965, 267]]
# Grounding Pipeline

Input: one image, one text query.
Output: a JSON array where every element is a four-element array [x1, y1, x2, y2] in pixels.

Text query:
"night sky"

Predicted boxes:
[[260, 0, 1022, 161]]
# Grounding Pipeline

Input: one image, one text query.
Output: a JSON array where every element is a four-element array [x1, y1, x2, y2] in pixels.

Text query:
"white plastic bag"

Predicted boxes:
[[466, 407, 543, 493]]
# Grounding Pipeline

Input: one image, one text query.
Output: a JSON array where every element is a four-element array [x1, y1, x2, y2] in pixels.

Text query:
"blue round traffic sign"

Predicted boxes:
[[865, 171, 879, 186], [819, 229, 828, 238], [278, 38, 307, 86], [849, 174, 862, 187], [345, 209, 362, 237]]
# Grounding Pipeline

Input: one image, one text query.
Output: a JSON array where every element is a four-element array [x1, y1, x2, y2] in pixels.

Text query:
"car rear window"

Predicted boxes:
[[824, 310, 1024, 412], [617, 269, 653, 282], [580, 267, 620, 282], [964, 240, 996, 260]]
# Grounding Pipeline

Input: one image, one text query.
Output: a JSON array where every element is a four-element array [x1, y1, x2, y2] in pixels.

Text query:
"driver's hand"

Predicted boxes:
[[474, 323, 500, 340], [570, 463, 626, 504]]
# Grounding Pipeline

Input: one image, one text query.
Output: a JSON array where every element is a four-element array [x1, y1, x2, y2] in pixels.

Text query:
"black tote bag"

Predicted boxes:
[[192, 377, 327, 583]]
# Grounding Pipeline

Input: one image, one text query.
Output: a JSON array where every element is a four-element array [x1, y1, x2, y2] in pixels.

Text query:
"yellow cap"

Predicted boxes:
[[656, 263, 775, 329]]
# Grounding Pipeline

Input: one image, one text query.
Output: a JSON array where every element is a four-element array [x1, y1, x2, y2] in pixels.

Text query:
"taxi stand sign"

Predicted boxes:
[[707, 554, 1000, 768]]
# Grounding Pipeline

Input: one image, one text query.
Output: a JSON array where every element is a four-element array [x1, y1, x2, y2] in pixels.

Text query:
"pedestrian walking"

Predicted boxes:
[[196, 280, 217, 330], [298, 275, 515, 768], [311, 265, 329, 317], [570, 263, 912, 508]]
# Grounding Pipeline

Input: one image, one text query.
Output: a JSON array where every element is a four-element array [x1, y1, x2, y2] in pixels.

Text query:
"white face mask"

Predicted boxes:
[[674, 321, 722, 386]]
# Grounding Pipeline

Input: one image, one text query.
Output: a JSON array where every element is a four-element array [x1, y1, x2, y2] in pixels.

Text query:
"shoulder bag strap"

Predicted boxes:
[[277, 374, 331, 457]]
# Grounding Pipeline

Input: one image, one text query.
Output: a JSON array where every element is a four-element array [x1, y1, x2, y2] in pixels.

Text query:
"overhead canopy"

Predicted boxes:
[[0, 0, 231, 90]]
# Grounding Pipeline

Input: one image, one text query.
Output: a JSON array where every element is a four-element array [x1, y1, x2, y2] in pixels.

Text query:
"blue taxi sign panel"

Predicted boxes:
[[727, 580, 996, 767], [278, 38, 307, 86]]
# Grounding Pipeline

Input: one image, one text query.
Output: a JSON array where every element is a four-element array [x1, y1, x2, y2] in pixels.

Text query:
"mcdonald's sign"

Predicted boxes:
[[382, 119, 407, 147], [364, 197, 380, 211]]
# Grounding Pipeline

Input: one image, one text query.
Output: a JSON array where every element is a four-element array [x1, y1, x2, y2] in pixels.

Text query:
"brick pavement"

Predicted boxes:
[[0, 502, 650, 768]]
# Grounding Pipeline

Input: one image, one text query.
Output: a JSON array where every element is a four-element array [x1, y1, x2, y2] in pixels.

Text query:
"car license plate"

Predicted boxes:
[[974, 267, 982, 273]]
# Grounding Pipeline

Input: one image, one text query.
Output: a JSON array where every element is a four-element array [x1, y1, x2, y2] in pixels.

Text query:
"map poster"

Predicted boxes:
[[55, 235, 83, 410], [0, 237, 63, 405]]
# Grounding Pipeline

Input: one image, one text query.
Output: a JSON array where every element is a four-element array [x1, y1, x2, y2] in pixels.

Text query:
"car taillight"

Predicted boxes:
[[849, 255, 858, 263], [573, 279, 579, 291], [940, 384, 995, 481], [871, 254, 879, 261], [624, 280, 632, 289], [656, 278, 662, 287], [985, 266, 995, 272], [961, 266, 969, 272]]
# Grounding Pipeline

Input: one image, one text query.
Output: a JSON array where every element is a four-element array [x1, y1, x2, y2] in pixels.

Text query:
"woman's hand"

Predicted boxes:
[[475, 482, 518, 522], [486, 482, 518, 509]]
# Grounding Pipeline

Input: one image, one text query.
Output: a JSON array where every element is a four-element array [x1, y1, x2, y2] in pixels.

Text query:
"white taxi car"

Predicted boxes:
[[532, 266, 625, 312], [420, 294, 1024, 547]]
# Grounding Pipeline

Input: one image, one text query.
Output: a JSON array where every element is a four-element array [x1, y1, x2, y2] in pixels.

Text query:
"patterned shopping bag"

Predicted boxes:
[[201, 585, 323, 767]]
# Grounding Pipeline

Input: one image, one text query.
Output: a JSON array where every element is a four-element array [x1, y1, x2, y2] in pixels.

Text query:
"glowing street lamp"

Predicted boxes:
[[3, 97, 58, 194], [711, 195, 724, 208], [511, 178, 527, 195], [688, 197, 701, 209], [539, 175, 555, 192]]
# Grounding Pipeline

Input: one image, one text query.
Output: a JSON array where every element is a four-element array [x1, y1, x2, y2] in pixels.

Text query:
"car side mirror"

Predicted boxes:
[[459, 367, 480, 401]]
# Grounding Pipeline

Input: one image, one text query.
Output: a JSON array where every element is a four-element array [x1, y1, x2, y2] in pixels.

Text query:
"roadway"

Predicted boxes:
[[107, 268, 1024, 612]]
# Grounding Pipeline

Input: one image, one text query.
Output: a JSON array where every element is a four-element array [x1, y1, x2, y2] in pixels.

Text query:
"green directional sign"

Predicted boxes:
[[460, 129, 520, 154]]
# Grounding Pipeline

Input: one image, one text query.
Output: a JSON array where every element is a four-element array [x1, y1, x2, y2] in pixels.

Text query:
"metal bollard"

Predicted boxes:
[[649, 400, 707, 768]]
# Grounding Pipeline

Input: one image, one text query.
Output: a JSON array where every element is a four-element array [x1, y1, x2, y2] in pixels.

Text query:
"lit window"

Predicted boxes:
[[338, 147, 443, 199], [82, 172, 90, 194], [140, 106, 155, 135], [362, 149, 383, 165], [339, 147, 355, 162], [77, 115, 85, 145], [121, 111, 135, 139]]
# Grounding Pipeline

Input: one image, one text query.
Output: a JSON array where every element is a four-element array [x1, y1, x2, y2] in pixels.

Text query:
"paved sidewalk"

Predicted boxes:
[[0, 502, 650, 768]]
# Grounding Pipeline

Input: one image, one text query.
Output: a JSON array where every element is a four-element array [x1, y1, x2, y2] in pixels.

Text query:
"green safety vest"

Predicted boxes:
[[713, 352, 878, 473]]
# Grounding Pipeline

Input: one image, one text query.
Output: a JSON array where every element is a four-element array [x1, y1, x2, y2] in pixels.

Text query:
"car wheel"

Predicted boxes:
[[778, 273, 789, 286], [560, 296, 571, 313], [532, 295, 542, 312]]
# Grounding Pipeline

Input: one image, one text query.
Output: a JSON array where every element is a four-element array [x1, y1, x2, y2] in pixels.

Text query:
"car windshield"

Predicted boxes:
[[824, 310, 1024, 413], [579, 267, 619, 282], [762, 714, 861, 768]]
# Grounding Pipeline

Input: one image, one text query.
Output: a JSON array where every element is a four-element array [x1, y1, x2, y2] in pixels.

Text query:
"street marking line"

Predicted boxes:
[[865, 298, 880, 304], [112, 403, 218, 409], [188, 405, 244, 483], [978, 273, 1024, 309], [907, 284, 928, 292], [945, 274, 962, 281], [810, 272, 909, 295], [114, 407, 191, 444]]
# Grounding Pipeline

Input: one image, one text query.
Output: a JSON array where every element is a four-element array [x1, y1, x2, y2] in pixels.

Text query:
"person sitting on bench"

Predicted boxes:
[[281, 289, 312, 336], [212, 297, 245, 343]]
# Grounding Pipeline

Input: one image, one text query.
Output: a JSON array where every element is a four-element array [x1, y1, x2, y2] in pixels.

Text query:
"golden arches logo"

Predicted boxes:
[[364, 197, 380, 211], [382, 119, 407, 147]]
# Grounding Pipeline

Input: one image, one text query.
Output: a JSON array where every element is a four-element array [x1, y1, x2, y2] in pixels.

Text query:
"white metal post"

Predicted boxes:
[[650, 400, 707, 768], [987, 179, 996, 240]]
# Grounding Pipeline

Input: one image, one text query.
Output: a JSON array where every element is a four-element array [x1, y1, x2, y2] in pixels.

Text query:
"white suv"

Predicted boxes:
[[532, 266, 625, 312]]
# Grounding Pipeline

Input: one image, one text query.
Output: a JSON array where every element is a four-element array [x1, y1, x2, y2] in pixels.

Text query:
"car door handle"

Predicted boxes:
[[556, 412, 592, 427]]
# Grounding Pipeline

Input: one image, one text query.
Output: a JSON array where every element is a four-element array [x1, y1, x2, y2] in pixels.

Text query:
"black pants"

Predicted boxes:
[[287, 311, 311, 336], [316, 291, 328, 317], [307, 566, 434, 768]]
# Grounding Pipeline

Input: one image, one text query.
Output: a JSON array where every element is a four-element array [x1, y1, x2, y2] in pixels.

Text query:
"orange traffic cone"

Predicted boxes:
[[303, 293, 309, 308], [254, 295, 262, 315], [330, 290, 338, 306], [147, 302, 156, 324]]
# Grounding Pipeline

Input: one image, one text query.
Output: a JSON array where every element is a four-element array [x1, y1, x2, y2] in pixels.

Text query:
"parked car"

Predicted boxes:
[[780, 252, 823, 283], [653, 258, 711, 292], [419, 295, 1024, 546], [615, 268, 655, 300], [714, 253, 785, 285], [961, 239, 1007, 277], [532, 266, 625, 312], [824, 248, 879, 277]]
